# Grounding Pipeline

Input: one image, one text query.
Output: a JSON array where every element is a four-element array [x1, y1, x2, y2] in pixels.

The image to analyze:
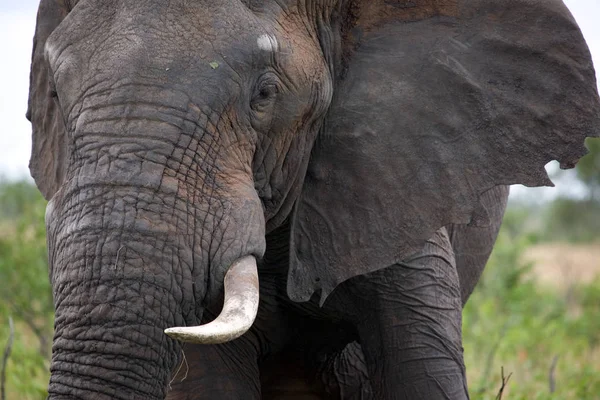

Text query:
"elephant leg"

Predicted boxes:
[[312, 341, 373, 399], [329, 227, 468, 400], [261, 328, 372, 399]]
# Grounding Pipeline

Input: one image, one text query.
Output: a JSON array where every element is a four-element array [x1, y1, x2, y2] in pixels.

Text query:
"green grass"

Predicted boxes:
[[1, 321, 50, 400], [463, 229, 600, 399], [1, 181, 599, 399], [0, 180, 52, 399]]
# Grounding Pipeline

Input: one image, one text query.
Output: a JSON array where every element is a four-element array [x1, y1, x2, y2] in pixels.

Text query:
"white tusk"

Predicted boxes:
[[164, 256, 259, 344]]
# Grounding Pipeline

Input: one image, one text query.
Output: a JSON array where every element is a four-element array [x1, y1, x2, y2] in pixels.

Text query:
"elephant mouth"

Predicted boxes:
[[164, 255, 259, 344]]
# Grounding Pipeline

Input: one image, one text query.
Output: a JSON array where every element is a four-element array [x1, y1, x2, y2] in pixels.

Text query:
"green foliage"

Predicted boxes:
[[539, 198, 600, 243], [0, 321, 49, 400], [575, 137, 600, 200], [464, 209, 600, 399], [529, 136, 600, 244], [0, 179, 52, 399], [0, 180, 45, 221]]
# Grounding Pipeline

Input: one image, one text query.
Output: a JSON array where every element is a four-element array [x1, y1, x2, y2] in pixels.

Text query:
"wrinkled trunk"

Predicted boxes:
[[46, 186, 193, 399], [48, 271, 180, 399], [44, 103, 265, 398]]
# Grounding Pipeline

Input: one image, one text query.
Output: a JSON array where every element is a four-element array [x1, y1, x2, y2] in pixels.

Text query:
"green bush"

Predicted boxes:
[[0, 180, 52, 400], [540, 198, 600, 243], [464, 209, 600, 399], [575, 137, 600, 201]]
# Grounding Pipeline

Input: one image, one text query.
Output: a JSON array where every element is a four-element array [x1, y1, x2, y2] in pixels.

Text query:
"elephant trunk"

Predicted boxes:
[[46, 213, 186, 399], [46, 189, 263, 398], [43, 92, 266, 397]]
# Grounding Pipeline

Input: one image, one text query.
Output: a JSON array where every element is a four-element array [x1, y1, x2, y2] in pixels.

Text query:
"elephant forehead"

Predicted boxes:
[[44, 1, 287, 108], [47, 1, 271, 67]]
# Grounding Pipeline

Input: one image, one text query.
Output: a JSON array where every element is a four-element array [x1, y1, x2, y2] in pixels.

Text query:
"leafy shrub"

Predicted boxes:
[[464, 209, 600, 399], [0, 180, 52, 399], [540, 198, 600, 243], [575, 137, 600, 201]]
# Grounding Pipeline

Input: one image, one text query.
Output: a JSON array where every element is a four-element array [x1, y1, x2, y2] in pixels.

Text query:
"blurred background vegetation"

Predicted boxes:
[[0, 139, 599, 399]]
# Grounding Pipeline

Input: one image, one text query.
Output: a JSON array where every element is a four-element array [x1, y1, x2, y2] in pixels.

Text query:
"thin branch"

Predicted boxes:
[[1, 317, 15, 400], [549, 355, 559, 393], [3, 300, 50, 357], [477, 320, 510, 393], [495, 366, 513, 400]]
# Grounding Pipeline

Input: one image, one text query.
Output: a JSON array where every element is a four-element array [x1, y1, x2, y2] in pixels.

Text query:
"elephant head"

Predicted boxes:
[[28, 0, 599, 398]]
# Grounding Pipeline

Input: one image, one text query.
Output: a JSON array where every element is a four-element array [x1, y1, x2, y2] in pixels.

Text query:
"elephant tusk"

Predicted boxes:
[[164, 255, 259, 344]]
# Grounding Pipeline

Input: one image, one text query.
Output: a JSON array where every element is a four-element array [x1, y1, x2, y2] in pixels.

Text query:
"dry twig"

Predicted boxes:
[[549, 355, 559, 393], [4, 300, 49, 357], [495, 366, 513, 400], [1, 317, 15, 400]]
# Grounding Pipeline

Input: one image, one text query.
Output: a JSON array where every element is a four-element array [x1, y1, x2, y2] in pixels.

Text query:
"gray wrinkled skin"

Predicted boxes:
[[27, 0, 599, 399]]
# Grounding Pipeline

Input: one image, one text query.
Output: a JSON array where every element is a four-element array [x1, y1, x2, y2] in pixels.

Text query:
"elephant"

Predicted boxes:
[[27, 0, 600, 399]]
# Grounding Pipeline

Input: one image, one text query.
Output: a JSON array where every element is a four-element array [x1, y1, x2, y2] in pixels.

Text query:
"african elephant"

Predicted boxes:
[[28, 0, 599, 398]]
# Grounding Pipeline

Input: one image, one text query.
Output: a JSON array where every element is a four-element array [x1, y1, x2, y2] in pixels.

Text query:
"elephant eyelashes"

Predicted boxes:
[[251, 73, 280, 108], [251, 82, 279, 112], [65, 0, 79, 12], [257, 84, 278, 101], [250, 75, 280, 131]]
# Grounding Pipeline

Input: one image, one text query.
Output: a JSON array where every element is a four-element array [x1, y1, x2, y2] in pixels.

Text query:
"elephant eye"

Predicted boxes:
[[257, 84, 278, 100], [48, 71, 59, 100], [251, 76, 279, 113], [66, 0, 80, 11]]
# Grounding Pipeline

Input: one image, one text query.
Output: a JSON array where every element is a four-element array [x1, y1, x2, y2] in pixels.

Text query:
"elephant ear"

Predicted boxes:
[[288, 0, 600, 303], [26, 0, 72, 200]]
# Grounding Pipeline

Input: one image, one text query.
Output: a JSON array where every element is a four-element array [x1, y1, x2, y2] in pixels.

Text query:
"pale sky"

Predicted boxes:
[[0, 1, 598, 202]]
